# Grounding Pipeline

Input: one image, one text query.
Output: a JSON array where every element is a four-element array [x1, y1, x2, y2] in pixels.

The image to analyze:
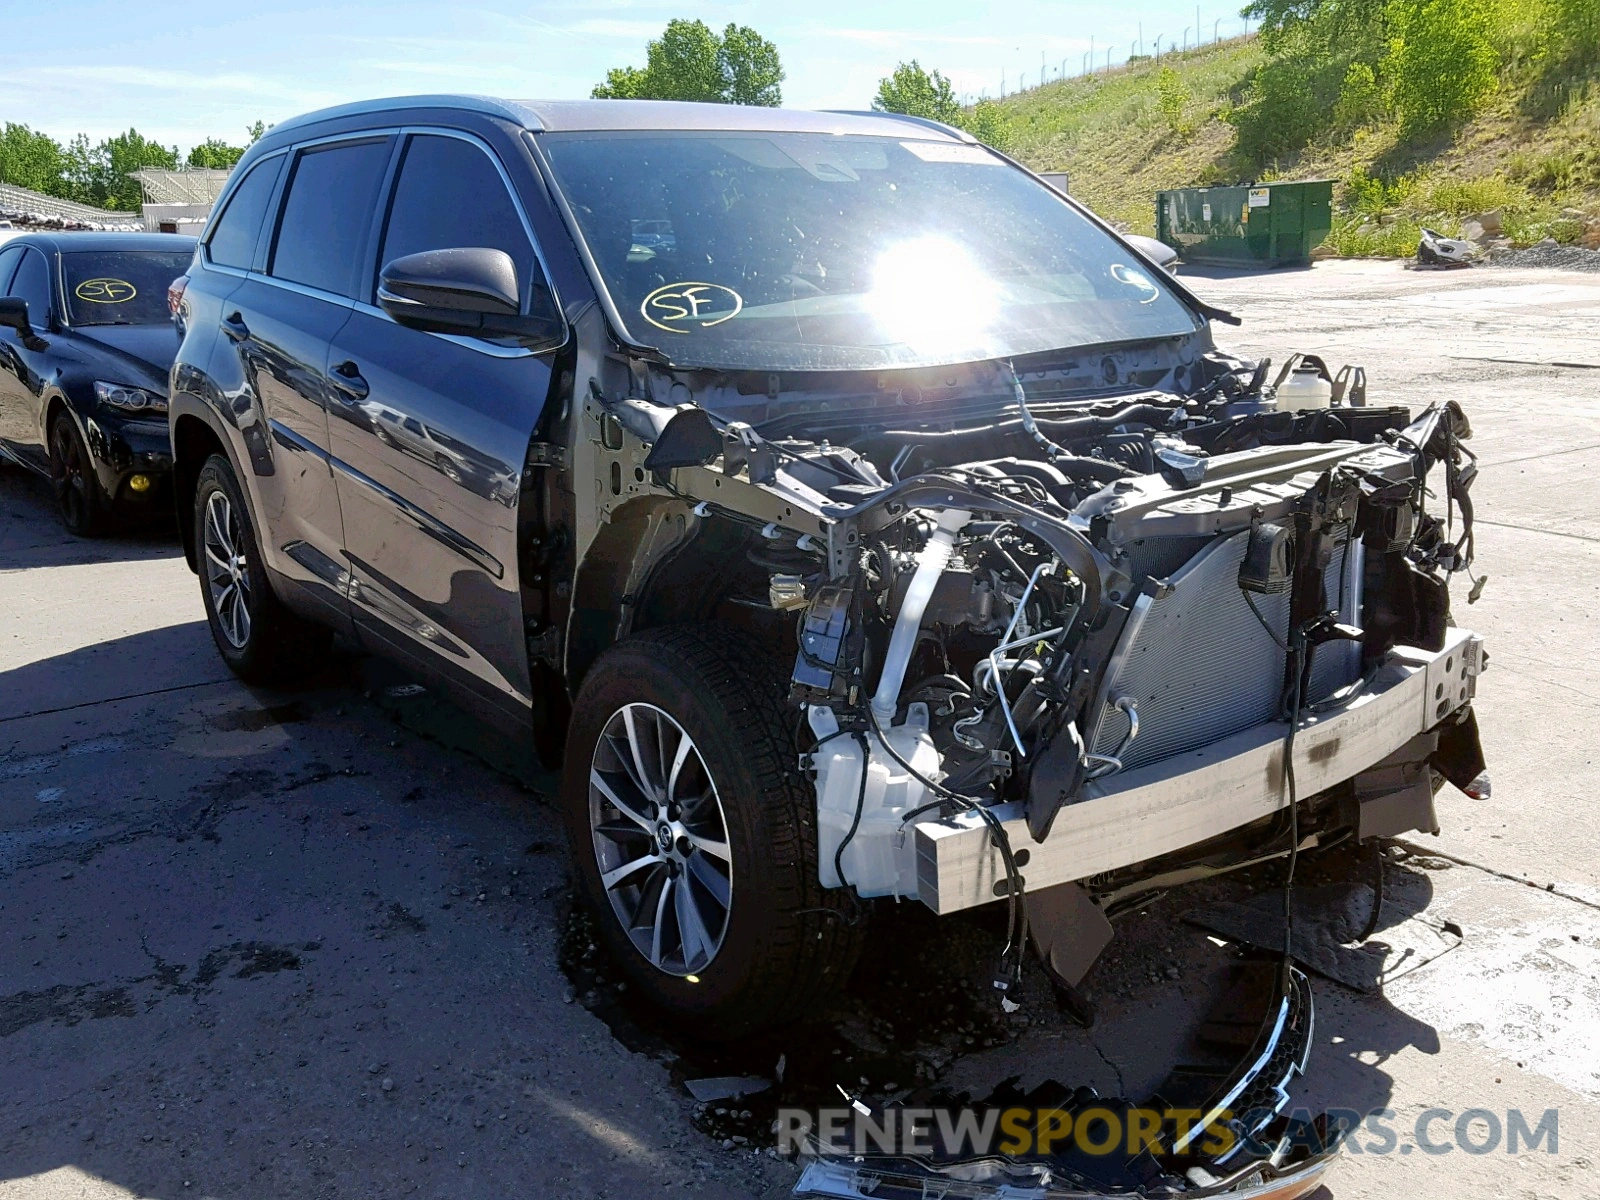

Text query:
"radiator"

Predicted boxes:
[[1088, 529, 1362, 774]]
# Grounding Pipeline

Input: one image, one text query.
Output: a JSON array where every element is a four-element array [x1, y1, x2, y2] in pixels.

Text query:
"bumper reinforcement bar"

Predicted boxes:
[[914, 627, 1483, 915]]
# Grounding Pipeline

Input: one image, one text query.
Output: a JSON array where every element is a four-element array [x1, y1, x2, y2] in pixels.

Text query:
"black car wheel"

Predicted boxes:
[[561, 625, 864, 1039], [194, 453, 331, 683], [48, 412, 109, 537]]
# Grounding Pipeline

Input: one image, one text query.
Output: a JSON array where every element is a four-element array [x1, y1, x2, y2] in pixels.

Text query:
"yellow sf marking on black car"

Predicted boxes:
[[75, 278, 137, 304], [640, 282, 742, 333]]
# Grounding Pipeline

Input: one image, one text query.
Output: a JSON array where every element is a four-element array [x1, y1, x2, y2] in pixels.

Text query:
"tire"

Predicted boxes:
[[194, 453, 331, 684], [48, 411, 109, 537], [561, 625, 865, 1038]]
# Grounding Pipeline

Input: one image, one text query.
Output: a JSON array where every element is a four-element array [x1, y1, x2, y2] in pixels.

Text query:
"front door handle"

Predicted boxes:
[[330, 359, 370, 401], [221, 312, 250, 342]]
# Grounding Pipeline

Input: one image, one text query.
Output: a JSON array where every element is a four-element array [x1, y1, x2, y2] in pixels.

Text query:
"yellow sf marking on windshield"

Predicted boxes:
[[641, 282, 743, 333], [74, 278, 137, 304]]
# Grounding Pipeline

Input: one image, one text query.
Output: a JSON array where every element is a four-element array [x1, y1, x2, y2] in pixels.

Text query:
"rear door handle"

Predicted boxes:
[[330, 360, 370, 401], [221, 312, 249, 342]]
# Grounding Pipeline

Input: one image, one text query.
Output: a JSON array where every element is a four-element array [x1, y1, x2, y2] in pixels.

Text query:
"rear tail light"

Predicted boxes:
[[168, 274, 189, 319]]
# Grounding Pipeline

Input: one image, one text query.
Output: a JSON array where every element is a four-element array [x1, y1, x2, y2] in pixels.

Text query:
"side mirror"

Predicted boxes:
[[0, 297, 46, 349], [0, 297, 32, 335], [1123, 234, 1180, 273], [377, 247, 567, 352]]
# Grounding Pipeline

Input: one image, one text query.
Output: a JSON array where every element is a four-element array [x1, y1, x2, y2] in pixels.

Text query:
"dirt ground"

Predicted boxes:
[[2, 260, 1598, 1199]]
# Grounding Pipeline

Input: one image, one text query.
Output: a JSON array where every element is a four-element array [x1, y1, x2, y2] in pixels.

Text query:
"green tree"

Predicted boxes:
[[246, 120, 271, 144], [718, 24, 784, 106], [1243, 0, 1388, 46], [60, 133, 103, 206], [187, 138, 246, 169], [592, 19, 783, 105], [0, 123, 65, 193], [1545, 0, 1600, 74], [1384, 0, 1499, 136], [52, 128, 178, 210], [1228, 0, 1390, 164], [961, 99, 1014, 151], [103, 129, 180, 209], [1332, 60, 1385, 129], [873, 61, 962, 124], [873, 62, 1015, 149]]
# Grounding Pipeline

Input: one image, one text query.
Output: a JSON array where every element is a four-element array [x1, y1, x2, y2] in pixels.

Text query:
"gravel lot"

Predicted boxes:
[[2, 260, 1598, 1199]]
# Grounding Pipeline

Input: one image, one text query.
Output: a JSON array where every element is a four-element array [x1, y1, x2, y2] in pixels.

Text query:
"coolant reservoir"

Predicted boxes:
[[1275, 357, 1335, 412], [809, 704, 939, 898]]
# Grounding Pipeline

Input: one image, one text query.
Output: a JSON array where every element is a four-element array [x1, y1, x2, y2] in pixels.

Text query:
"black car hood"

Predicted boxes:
[[70, 324, 181, 391]]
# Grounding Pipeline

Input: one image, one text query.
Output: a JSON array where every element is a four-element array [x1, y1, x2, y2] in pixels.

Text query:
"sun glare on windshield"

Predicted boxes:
[[866, 236, 1000, 355], [542, 130, 1199, 371]]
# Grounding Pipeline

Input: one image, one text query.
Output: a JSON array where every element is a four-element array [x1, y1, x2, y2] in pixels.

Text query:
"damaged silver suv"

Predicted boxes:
[[170, 98, 1485, 1048]]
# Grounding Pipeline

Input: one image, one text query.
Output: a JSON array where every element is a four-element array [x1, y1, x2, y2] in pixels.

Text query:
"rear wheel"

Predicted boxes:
[[48, 412, 109, 537], [562, 625, 864, 1038], [194, 453, 331, 683]]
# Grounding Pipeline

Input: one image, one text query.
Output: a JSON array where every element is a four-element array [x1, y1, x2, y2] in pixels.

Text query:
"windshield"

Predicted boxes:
[[62, 250, 192, 326], [541, 131, 1201, 372]]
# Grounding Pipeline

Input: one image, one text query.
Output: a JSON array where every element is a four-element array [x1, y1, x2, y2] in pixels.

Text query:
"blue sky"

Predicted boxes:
[[2, 1, 1253, 153]]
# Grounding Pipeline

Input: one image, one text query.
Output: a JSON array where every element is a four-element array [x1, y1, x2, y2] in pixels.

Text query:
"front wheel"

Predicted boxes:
[[48, 412, 109, 537], [194, 453, 330, 683], [561, 625, 864, 1038]]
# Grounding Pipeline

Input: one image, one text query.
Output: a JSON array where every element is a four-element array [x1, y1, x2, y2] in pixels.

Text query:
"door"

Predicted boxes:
[[327, 130, 560, 711], [0, 246, 55, 470], [219, 135, 393, 604]]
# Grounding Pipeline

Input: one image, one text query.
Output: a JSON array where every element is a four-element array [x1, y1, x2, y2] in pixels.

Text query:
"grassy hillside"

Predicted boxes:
[[995, 34, 1600, 253], [1000, 38, 1267, 234]]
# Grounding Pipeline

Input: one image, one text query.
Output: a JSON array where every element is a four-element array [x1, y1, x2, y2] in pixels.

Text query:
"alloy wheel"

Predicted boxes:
[[202, 490, 252, 649], [588, 703, 733, 976], [49, 420, 88, 528]]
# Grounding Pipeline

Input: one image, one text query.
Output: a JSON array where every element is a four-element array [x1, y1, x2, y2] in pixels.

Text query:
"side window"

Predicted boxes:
[[207, 154, 285, 270], [0, 247, 23, 294], [377, 134, 555, 316], [8, 249, 53, 326], [270, 138, 392, 298]]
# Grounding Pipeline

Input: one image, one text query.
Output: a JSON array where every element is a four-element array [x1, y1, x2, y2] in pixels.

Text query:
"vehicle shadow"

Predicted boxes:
[[0, 623, 778, 1200], [0, 459, 181, 570], [0, 620, 231, 722]]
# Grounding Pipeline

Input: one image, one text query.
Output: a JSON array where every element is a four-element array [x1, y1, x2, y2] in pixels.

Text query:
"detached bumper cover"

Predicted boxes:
[[915, 627, 1484, 914], [796, 1154, 1337, 1200], [795, 963, 1336, 1200]]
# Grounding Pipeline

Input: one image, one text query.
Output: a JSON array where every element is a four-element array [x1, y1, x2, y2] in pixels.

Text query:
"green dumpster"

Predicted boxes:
[[1155, 180, 1333, 267]]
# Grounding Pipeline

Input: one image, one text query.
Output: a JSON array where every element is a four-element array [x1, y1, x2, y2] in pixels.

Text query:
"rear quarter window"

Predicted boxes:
[[207, 155, 285, 270]]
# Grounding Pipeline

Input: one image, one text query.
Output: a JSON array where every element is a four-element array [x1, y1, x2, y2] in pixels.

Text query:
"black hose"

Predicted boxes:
[[833, 731, 871, 893], [864, 706, 1030, 993], [1239, 574, 1306, 965]]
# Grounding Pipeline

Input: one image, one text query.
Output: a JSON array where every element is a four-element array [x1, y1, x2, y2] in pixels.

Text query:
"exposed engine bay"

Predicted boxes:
[[595, 348, 1483, 917]]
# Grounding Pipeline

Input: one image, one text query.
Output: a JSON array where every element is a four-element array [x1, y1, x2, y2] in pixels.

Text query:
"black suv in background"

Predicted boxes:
[[170, 98, 1483, 1064]]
